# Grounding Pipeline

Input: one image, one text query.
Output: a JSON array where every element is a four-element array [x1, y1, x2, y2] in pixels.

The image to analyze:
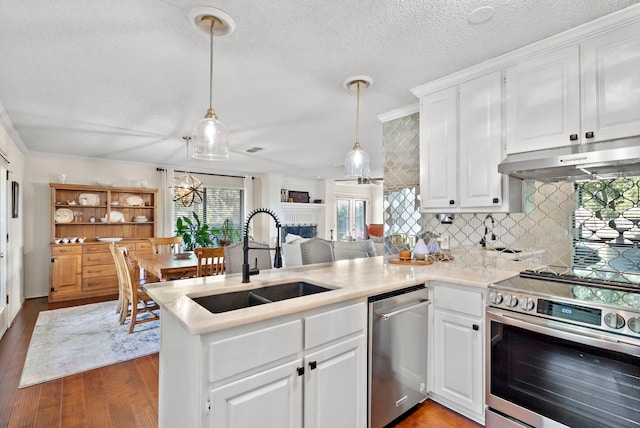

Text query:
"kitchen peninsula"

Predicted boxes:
[[146, 256, 521, 427]]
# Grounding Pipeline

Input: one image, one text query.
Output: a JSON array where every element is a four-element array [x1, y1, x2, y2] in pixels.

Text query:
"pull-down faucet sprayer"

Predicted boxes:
[[242, 208, 283, 283]]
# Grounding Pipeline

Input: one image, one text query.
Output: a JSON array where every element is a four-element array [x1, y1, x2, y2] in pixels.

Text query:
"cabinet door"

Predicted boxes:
[[459, 71, 503, 208], [51, 254, 82, 293], [304, 335, 366, 428], [582, 22, 640, 143], [420, 86, 458, 209], [210, 359, 302, 428], [505, 45, 580, 153], [432, 310, 483, 416]]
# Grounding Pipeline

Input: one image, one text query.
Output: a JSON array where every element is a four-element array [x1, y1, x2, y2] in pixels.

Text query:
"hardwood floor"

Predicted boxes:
[[0, 297, 482, 428]]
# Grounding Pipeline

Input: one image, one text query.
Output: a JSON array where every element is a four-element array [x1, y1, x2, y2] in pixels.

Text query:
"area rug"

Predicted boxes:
[[19, 300, 159, 388]]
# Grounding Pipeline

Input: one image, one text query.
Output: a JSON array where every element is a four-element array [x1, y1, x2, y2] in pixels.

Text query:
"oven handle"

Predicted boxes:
[[487, 308, 640, 355]]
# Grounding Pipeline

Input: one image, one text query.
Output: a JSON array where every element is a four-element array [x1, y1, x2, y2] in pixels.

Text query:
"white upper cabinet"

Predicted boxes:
[[506, 21, 640, 154], [581, 22, 640, 143], [419, 86, 458, 210], [505, 45, 581, 154], [459, 72, 504, 208], [419, 72, 521, 212]]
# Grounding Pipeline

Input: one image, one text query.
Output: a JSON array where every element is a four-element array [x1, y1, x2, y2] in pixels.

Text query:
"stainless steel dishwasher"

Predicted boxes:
[[368, 284, 429, 428]]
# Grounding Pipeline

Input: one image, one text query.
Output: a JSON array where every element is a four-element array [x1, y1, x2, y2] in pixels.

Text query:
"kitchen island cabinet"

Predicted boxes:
[[429, 281, 485, 425], [159, 299, 366, 428]]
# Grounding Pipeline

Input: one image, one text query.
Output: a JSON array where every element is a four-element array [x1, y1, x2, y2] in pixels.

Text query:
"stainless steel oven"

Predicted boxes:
[[486, 272, 640, 428]]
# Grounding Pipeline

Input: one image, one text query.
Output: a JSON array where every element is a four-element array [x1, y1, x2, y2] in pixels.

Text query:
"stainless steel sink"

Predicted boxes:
[[191, 281, 333, 314]]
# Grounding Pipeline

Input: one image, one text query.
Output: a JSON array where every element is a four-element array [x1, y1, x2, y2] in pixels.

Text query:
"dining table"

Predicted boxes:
[[136, 252, 199, 281]]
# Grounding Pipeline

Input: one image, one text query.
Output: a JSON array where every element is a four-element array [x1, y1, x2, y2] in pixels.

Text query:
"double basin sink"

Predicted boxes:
[[192, 281, 333, 314]]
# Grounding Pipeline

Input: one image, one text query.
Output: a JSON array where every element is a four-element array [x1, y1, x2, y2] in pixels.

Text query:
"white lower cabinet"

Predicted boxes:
[[158, 300, 366, 428], [429, 282, 485, 425], [304, 336, 366, 428], [210, 359, 303, 427]]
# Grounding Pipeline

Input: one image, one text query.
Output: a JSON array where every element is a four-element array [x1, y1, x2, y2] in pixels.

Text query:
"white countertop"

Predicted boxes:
[[146, 256, 520, 335]]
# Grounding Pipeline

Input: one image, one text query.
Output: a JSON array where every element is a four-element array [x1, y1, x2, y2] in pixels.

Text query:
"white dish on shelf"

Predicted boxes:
[[107, 211, 125, 222], [78, 193, 100, 206], [110, 201, 120, 206], [96, 237, 124, 242], [55, 208, 74, 223], [125, 195, 144, 206], [96, 181, 113, 187]]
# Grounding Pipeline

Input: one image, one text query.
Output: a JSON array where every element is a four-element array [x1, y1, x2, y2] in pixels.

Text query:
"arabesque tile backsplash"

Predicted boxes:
[[382, 113, 640, 282]]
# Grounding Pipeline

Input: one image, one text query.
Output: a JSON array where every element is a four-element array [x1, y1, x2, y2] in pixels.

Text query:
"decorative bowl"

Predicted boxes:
[[174, 252, 193, 260]]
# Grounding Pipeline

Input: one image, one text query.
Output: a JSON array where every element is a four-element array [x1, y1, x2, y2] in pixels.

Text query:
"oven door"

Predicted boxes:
[[486, 308, 640, 428]]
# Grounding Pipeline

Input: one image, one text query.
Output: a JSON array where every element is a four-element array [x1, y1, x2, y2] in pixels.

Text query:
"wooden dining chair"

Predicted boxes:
[[110, 243, 160, 333], [193, 247, 225, 277], [148, 236, 183, 255]]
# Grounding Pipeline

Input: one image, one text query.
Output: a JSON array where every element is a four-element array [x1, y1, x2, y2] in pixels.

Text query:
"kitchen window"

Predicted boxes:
[[336, 197, 369, 241], [173, 186, 244, 236], [573, 176, 640, 281]]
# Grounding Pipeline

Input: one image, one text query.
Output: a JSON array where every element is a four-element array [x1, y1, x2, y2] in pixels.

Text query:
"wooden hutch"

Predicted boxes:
[[49, 183, 158, 303]]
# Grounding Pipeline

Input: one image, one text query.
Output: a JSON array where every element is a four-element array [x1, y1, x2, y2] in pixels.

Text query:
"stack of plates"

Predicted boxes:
[[132, 215, 148, 222]]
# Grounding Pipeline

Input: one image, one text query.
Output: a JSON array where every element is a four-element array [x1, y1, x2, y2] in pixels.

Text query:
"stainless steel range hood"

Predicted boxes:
[[498, 137, 640, 181]]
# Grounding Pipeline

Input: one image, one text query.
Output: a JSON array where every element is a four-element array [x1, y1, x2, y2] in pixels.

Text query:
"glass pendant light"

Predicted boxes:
[[189, 7, 236, 160], [344, 76, 374, 178], [172, 136, 204, 207]]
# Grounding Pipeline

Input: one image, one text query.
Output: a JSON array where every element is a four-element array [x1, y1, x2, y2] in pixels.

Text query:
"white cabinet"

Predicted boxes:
[[505, 45, 581, 153], [210, 360, 302, 427], [420, 86, 458, 210], [506, 21, 640, 154], [158, 300, 366, 428], [304, 336, 366, 428], [420, 72, 521, 212], [429, 282, 485, 425], [581, 22, 640, 143]]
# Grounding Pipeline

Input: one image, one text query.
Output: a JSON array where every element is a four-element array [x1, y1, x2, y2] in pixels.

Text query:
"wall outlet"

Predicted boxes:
[[438, 235, 450, 250]]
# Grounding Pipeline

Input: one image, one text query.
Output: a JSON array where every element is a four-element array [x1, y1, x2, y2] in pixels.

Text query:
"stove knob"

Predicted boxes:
[[519, 298, 535, 311], [504, 294, 518, 308], [604, 312, 625, 329], [489, 291, 503, 305], [628, 317, 640, 334]]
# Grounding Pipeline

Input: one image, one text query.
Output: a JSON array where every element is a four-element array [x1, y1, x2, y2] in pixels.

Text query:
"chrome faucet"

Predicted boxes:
[[242, 208, 283, 283], [479, 213, 496, 248]]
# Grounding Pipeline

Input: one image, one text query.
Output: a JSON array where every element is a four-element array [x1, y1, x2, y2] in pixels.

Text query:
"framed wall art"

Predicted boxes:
[[11, 181, 19, 218]]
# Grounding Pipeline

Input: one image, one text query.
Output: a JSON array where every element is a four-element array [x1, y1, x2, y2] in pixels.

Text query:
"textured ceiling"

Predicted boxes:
[[1, 0, 638, 180]]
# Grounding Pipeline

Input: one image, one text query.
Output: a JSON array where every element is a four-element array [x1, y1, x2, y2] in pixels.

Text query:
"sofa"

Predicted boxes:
[[281, 235, 380, 267]]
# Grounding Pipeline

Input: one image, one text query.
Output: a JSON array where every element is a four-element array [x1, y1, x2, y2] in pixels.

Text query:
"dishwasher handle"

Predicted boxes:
[[378, 299, 430, 320]]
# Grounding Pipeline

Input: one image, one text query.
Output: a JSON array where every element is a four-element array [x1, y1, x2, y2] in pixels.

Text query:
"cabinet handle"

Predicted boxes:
[[569, 134, 578, 141], [296, 367, 304, 376], [492, 197, 499, 204], [309, 361, 317, 370], [473, 324, 479, 331], [449, 200, 455, 205], [585, 131, 594, 138]]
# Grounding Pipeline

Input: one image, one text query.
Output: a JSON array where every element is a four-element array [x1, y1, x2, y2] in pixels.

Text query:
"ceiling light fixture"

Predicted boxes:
[[343, 75, 374, 178], [172, 136, 204, 207], [189, 7, 236, 160]]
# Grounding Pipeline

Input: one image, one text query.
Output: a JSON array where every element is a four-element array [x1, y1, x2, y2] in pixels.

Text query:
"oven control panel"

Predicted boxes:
[[488, 290, 640, 338]]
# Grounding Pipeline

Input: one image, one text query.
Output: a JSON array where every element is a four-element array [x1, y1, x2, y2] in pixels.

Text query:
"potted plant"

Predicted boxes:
[[217, 218, 242, 247], [175, 212, 216, 250]]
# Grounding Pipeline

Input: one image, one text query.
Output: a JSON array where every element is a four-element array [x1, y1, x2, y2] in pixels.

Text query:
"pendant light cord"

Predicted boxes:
[[209, 23, 214, 111], [355, 81, 361, 147]]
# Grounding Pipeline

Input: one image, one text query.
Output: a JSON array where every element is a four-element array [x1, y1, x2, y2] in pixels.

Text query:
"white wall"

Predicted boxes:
[[24, 156, 165, 298], [0, 123, 25, 324]]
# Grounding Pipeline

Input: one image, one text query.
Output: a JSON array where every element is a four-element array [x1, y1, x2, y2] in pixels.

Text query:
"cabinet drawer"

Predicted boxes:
[[207, 319, 302, 383], [52, 245, 82, 256], [83, 244, 110, 254], [304, 302, 366, 350], [83, 252, 114, 266], [433, 284, 483, 317], [82, 276, 118, 291], [83, 264, 117, 278]]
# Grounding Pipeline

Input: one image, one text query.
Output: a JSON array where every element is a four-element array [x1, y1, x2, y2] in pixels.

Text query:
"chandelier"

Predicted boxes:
[[172, 136, 204, 207]]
